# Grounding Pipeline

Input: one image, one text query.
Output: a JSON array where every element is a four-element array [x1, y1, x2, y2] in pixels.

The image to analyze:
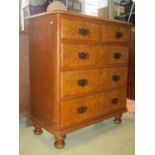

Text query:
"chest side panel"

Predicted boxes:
[[29, 14, 60, 131]]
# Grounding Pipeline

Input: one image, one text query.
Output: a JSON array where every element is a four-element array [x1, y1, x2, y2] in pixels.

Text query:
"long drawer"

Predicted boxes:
[[61, 88, 126, 128], [102, 23, 131, 42], [61, 66, 127, 97], [61, 44, 129, 67], [61, 17, 100, 41]]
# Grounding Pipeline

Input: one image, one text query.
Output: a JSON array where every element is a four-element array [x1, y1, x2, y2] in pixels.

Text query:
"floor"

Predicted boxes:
[[19, 112, 134, 155]]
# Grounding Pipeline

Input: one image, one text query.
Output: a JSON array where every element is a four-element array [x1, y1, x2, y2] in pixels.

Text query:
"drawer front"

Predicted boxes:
[[61, 18, 100, 41], [61, 44, 129, 67], [61, 67, 127, 97], [61, 88, 126, 127], [102, 24, 130, 42]]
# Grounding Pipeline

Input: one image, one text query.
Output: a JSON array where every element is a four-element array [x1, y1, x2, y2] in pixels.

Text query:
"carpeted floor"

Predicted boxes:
[[19, 112, 134, 155]]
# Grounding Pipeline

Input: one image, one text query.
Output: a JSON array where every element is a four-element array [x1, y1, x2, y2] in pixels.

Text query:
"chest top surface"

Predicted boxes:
[[27, 10, 132, 26]]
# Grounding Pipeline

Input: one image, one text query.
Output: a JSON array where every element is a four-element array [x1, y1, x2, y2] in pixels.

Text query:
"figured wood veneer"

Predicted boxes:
[[61, 44, 129, 67], [61, 67, 127, 97], [28, 11, 131, 149]]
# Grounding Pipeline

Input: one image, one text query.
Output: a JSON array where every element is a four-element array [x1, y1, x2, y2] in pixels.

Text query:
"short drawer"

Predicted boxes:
[[102, 24, 130, 42], [61, 18, 100, 41], [61, 88, 126, 127], [61, 67, 127, 97], [61, 44, 129, 67]]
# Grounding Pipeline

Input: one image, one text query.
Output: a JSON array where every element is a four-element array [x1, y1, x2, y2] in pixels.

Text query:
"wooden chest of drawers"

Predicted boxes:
[[28, 11, 131, 149]]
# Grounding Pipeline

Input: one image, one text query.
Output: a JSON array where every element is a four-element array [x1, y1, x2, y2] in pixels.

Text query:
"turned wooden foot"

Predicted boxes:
[[113, 114, 122, 124], [33, 124, 43, 135], [54, 135, 66, 149]]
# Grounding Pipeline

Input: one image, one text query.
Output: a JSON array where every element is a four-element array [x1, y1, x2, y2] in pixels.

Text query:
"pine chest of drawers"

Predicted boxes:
[[28, 11, 131, 149]]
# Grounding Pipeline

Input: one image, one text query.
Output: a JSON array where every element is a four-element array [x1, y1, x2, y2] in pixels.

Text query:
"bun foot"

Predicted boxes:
[[113, 114, 122, 124], [54, 135, 66, 149], [33, 124, 43, 135]]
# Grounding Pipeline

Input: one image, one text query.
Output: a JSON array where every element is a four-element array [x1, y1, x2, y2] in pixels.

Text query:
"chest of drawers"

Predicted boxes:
[[28, 11, 131, 149]]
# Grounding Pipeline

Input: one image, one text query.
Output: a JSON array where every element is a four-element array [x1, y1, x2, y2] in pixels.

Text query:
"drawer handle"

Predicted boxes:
[[78, 52, 89, 60], [112, 98, 119, 104], [115, 32, 123, 38], [112, 75, 120, 81], [78, 79, 88, 87], [113, 52, 122, 59], [77, 106, 88, 114], [79, 28, 89, 36]]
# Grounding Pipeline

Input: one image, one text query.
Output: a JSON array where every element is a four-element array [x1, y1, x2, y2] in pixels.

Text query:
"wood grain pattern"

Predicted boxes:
[[61, 17, 100, 41], [61, 44, 129, 67], [102, 23, 131, 42], [28, 15, 60, 131], [28, 11, 131, 149], [61, 66, 127, 97], [61, 88, 126, 127]]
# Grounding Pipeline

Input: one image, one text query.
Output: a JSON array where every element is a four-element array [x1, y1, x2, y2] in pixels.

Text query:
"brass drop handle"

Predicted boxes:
[[78, 79, 88, 87], [77, 106, 88, 114], [79, 28, 89, 36], [78, 52, 89, 60], [112, 98, 119, 105], [112, 75, 120, 81], [113, 52, 121, 59], [115, 32, 123, 38]]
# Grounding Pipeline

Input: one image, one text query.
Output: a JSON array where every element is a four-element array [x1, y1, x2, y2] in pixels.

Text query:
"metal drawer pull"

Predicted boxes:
[[113, 52, 121, 59], [77, 106, 88, 114], [115, 31, 123, 38], [112, 75, 120, 81], [79, 28, 89, 36], [78, 52, 89, 60], [78, 79, 88, 87], [112, 98, 119, 104]]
